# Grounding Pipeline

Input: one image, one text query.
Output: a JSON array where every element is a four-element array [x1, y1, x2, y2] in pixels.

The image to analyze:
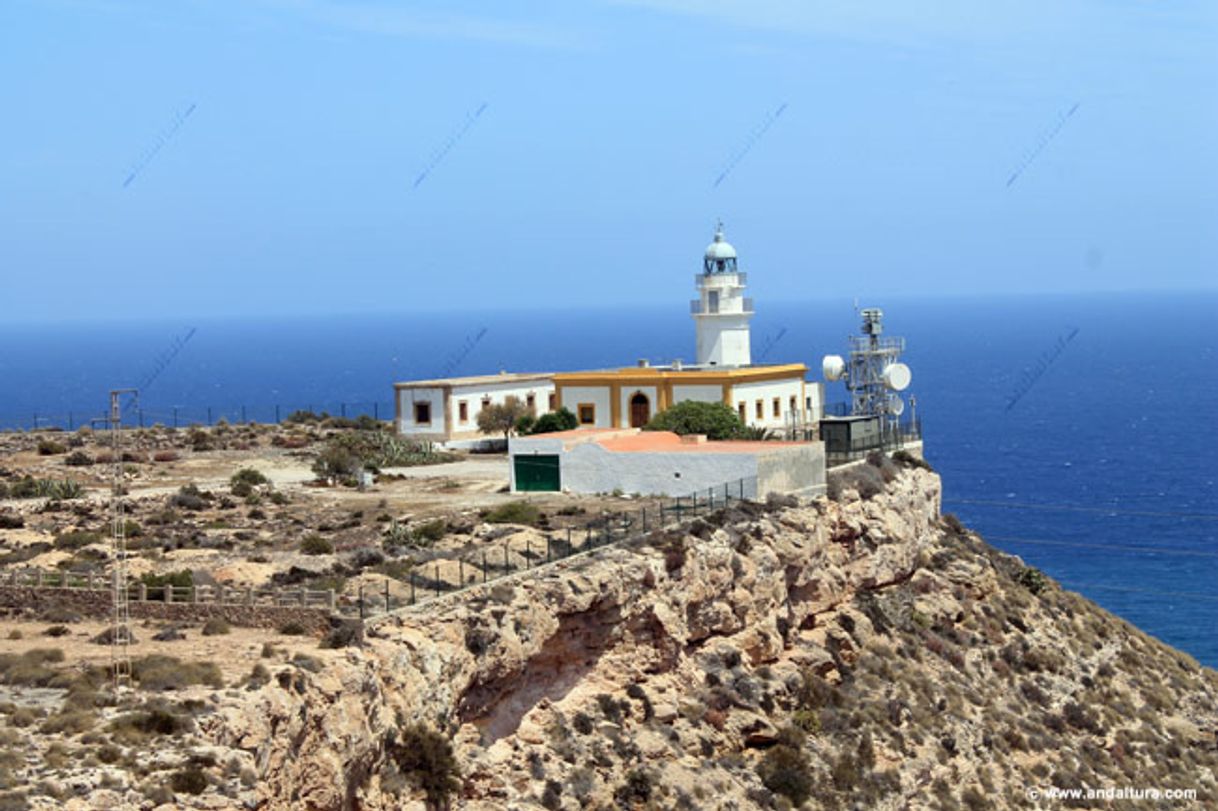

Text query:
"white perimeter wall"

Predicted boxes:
[[508, 436, 565, 490], [729, 378, 804, 429], [563, 443, 759, 498]]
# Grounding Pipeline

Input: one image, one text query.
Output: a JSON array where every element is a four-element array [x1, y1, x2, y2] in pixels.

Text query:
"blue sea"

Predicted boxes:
[[1, 292, 1215, 666]]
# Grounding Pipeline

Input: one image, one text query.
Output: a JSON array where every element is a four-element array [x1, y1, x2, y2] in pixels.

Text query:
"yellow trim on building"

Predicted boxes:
[[610, 383, 621, 427], [552, 363, 806, 388]]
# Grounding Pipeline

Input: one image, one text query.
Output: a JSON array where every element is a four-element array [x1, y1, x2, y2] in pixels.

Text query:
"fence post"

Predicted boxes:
[[374, 403, 379, 421], [459, 558, 464, 586], [216, 584, 225, 605], [503, 544, 510, 574], [68, 412, 74, 431], [341, 403, 347, 418], [241, 405, 247, 423], [435, 564, 441, 596], [526, 538, 531, 568], [566, 527, 572, 555], [246, 586, 254, 606], [207, 407, 212, 426], [327, 588, 336, 611], [546, 536, 552, 563], [138, 583, 147, 602], [641, 508, 647, 533], [360, 583, 366, 618], [482, 551, 487, 583], [384, 578, 390, 611], [138, 409, 144, 428], [165, 584, 173, 604], [299, 586, 307, 607]]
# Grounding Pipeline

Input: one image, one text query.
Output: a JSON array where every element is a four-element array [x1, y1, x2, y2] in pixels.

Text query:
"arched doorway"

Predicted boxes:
[[629, 392, 650, 428]]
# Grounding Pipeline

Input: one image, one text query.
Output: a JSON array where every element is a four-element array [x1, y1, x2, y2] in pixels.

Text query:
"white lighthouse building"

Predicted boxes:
[[692, 223, 753, 367]]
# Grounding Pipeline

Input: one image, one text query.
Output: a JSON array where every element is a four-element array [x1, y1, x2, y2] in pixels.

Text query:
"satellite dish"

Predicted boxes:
[[822, 355, 846, 382], [882, 362, 911, 391], [887, 395, 905, 416]]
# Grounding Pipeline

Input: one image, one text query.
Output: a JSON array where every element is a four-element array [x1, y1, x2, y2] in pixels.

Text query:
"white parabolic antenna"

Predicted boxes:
[[887, 394, 905, 416], [882, 362, 911, 391], [822, 355, 846, 382]]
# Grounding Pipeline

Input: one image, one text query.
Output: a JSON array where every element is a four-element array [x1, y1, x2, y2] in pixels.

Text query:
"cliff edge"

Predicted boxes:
[[214, 461, 1218, 810]]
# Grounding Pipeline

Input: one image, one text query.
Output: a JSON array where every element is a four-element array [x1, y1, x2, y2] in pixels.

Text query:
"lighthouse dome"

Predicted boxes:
[[703, 223, 738, 273], [705, 226, 736, 261]]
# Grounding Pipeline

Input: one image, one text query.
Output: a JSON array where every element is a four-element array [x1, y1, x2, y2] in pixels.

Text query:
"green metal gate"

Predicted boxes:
[[514, 454, 561, 492]]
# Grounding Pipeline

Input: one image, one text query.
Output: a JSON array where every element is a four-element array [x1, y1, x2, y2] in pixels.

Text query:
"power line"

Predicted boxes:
[[986, 534, 1218, 559], [944, 498, 1218, 521]]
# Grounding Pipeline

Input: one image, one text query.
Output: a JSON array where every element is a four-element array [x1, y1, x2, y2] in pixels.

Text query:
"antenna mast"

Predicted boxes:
[[108, 388, 137, 692]]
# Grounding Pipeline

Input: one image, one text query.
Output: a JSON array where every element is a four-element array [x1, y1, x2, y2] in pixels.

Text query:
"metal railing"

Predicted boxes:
[[365, 475, 759, 618], [825, 419, 923, 466], [1, 401, 396, 433], [2, 568, 337, 609]]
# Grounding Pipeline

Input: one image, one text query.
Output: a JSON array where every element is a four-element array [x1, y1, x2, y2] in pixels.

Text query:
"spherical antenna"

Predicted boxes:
[[882, 362, 911, 391], [887, 394, 906, 416], [822, 355, 846, 382]]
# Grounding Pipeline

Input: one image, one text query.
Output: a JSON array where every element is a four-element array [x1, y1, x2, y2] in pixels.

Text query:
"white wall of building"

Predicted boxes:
[[447, 379, 554, 438], [671, 383, 725, 404], [397, 387, 447, 438], [729, 378, 804, 429], [618, 385, 659, 428], [558, 386, 613, 429]]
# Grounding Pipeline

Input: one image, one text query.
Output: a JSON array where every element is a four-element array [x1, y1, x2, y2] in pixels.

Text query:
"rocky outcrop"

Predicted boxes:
[[209, 466, 1218, 809]]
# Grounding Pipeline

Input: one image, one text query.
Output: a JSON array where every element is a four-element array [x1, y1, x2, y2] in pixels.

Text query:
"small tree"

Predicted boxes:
[[645, 400, 746, 440], [312, 446, 360, 484], [476, 396, 530, 442], [529, 407, 578, 435]]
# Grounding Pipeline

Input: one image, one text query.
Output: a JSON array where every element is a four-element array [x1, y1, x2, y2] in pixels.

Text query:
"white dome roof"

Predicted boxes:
[[704, 223, 736, 261]]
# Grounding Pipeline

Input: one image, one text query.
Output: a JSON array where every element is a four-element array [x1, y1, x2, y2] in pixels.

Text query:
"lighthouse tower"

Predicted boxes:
[[692, 222, 753, 366]]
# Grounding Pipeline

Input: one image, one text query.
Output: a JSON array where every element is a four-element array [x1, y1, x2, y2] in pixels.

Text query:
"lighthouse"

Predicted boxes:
[[692, 222, 753, 367]]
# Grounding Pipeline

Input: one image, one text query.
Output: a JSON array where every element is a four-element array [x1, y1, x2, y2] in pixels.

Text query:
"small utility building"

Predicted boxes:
[[510, 428, 825, 499]]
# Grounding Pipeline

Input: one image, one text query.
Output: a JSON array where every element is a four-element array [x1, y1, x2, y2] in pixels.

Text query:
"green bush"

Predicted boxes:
[[484, 501, 540, 526], [230, 468, 269, 487], [7, 477, 84, 501], [54, 530, 102, 551], [528, 407, 579, 435], [755, 720, 813, 798], [131, 655, 222, 691], [170, 766, 208, 795], [300, 534, 334, 555], [644, 401, 746, 441], [410, 519, 447, 546], [37, 439, 67, 456], [1017, 567, 1048, 595], [385, 724, 460, 808], [63, 450, 94, 467]]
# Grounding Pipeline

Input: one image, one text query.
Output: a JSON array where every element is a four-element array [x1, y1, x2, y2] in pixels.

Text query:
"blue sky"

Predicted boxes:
[[2, 0, 1215, 322]]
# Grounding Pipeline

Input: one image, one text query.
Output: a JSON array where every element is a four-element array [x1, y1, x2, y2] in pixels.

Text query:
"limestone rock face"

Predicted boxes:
[[205, 467, 1218, 810]]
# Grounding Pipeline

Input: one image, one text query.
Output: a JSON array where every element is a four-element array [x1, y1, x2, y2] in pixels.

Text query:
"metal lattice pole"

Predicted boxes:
[[108, 389, 137, 693]]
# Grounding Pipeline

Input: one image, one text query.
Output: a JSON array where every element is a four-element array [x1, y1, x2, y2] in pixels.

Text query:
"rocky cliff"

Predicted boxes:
[[212, 462, 1218, 810]]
